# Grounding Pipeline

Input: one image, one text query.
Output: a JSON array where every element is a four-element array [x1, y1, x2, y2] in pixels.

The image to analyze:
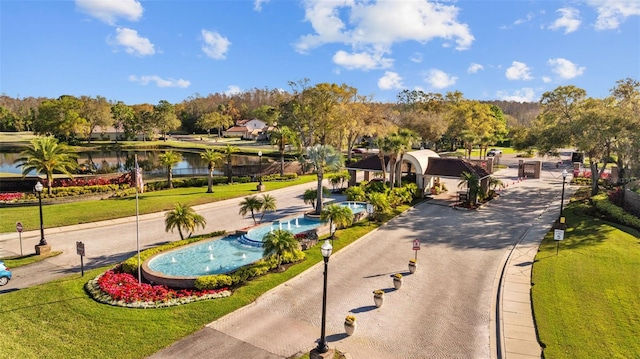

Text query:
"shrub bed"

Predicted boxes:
[[591, 193, 640, 231]]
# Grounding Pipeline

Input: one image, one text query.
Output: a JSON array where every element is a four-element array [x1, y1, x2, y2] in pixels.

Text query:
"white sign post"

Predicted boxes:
[[412, 239, 420, 261], [76, 241, 85, 276], [554, 229, 565, 255], [16, 222, 23, 256]]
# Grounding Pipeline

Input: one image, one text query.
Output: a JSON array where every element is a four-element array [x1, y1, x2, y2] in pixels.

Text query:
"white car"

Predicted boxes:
[[487, 149, 502, 157]]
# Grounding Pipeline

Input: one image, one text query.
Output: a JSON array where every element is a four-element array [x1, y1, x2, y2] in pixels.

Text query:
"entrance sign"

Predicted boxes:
[[366, 204, 374, 214]]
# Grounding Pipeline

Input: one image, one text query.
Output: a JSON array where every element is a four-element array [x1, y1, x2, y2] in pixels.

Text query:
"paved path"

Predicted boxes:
[[152, 167, 569, 359]]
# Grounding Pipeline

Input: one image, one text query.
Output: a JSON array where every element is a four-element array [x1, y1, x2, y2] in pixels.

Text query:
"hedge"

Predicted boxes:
[[591, 193, 640, 231]]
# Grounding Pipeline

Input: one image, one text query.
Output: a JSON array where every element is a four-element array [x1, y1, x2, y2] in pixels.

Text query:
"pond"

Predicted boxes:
[[0, 150, 271, 177]]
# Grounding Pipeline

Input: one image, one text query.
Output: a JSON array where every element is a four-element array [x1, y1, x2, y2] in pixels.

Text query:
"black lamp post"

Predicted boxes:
[[34, 181, 46, 246], [258, 150, 263, 185], [559, 169, 567, 220], [316, 240, 333, 353]]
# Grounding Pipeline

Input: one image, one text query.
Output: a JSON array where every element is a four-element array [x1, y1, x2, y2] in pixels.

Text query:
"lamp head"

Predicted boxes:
[[562, 169, 568, 179], [34, 181, 43, 192], [320, 240, 333, 258], [258, 150, 262, 157]]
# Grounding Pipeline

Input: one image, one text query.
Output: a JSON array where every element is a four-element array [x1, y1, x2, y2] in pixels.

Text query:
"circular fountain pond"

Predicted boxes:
[[142, 201, 367, 288]]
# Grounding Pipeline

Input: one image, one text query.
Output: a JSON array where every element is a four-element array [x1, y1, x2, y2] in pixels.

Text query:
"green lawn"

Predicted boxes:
[[0, 209, 408, 359], [0, 175, 316, 233], [532, 199, 640, 358]]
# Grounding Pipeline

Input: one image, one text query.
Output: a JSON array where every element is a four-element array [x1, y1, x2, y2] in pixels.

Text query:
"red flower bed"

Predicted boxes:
[[43, 173, 133, 188], [97, 270, 226, 303], [0, 192, 24, 201]]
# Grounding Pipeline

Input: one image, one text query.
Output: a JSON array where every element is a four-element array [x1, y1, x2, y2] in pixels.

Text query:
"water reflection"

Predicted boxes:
[[0, 150, 269, 176]]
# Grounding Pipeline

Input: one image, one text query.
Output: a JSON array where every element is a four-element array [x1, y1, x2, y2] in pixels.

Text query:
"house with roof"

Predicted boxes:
[[223, 119, 269, 140], [346, 149, 493, 197]]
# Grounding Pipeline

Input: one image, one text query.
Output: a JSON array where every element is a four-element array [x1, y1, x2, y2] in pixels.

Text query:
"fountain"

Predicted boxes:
[[270, 225, 273, 233], [287, 221, 291, 230], [205, 266, 210, 272], [145, 201, 366, 284]]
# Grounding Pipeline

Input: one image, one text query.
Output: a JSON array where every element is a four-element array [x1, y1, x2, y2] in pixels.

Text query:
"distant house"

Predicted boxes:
[[90, 126, 147, 141], [223, 119, 269, 140]]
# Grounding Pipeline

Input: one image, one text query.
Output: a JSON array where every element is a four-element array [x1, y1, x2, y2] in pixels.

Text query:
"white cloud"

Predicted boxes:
[[201, 30, 231, 60], [109, 27, 155, 56], [295, 0, 474, 70], [586, 0, 640, 30], [225, 85, 242, 96], [332, 50, 393, 70], [514, 12, 535, 26], [547, 58, 585, 79], [129, 75, 190, 88], [378, 71, 403, 90], [254, 0, 269, 12], [467, 63, 484, 74], [76, 0, 143, 25], [548, 7, 581, 33], [505, 61, 533, 81], [424, 69, 457, 89], [496, 88, 536, 102], [542, 76, 552, 83], [410, 52, 423, 63]]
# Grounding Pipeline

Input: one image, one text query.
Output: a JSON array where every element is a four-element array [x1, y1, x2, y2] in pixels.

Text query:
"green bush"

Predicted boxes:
[[194, 249, 306, 290], [591, 193, 640, 230], [261, 173, 298, 181], [194, 274, 233, 289]]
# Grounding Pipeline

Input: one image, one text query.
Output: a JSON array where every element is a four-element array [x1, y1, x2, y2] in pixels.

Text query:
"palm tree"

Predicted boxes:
[[270, 125, 298, 176], [458, 171, 480, 205], [158, 150, 182, 188], [222, 144, 239, 183], [367, 192, 391, 221], [306, 144, 343, 215], [375, 137, 392, 187], [14, 136, 78, 194], [238, 195, 263, 225], [200, 148, 223, 193], [302, 187, 331, 210], [258, 194, 277, 224], [262, 229, 299, 272], [164, 203, 207, 240], [320, 204, 354, 239]]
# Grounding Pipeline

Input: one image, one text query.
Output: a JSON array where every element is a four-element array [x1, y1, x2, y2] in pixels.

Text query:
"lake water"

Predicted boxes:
[[0, 150, 270, 177]]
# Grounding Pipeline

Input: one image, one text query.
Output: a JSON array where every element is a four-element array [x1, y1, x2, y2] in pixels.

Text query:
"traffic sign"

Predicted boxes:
[[76, 241, 85, 256], [553, 229, 565, 241], [16, 222, 23, 233], [413, 239, 420, 250]]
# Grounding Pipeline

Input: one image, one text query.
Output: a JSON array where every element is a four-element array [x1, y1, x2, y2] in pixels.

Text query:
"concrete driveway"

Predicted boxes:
[[151, 166, 566, 359]]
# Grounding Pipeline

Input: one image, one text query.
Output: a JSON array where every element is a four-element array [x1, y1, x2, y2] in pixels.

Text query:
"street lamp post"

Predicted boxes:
[[258, 150, 263, 185], [34, 181, 46, 246], [316, 240, 333, 354], [559, 169, 568, 220]]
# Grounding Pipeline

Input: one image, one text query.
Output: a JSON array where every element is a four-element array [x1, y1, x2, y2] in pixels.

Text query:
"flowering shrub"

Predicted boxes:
[[0, 192, 24, 202], [393, 273, 403, 279], [86, 269, 231, 308], [345, 315, 356, 324], [373, 289, 384, 297]]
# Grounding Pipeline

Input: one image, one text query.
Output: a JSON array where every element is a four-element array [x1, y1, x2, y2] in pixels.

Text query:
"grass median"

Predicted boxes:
[[0, 175, 317, 234], [532, 192, 640, 358], [0, 208, 407, 359]]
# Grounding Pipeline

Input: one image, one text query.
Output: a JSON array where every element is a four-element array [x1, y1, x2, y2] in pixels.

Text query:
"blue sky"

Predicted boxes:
[[1, 0, 639, 105]]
